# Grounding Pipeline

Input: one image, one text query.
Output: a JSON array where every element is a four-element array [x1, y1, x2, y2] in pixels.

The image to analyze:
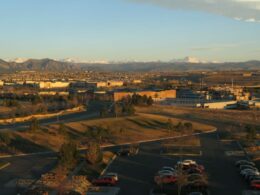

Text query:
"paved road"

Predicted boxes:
[[105, 132, 248, 195], [0, 153, 57, 195], [0, 111, 98, 131]]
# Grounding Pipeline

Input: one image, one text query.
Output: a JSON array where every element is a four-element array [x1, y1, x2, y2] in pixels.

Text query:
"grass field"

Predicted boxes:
[[1, 112, 213, 155]]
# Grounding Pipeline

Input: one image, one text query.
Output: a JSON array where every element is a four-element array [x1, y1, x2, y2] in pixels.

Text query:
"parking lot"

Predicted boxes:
[[104, 132, 249, 195]]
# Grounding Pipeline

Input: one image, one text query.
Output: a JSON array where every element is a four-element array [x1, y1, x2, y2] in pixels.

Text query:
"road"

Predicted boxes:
[[105, 132, 248, 195], [0, 153, 57, 195], [0, 110, 99, 131]]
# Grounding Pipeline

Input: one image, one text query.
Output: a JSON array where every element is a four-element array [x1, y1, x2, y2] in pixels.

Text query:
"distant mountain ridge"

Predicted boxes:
[[0, 58, 260, 72]]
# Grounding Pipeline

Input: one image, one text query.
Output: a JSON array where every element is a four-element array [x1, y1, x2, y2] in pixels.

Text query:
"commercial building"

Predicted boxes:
[[87, 81, 124, 88], [113, 89, 176, 101], [39, 81, 70, 89]]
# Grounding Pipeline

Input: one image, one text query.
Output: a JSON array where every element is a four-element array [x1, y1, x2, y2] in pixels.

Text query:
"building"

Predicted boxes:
[[39, 81, 70, 89], [87, 81, 108, 88], [107, 81, 124, 87], [113, 89, 176, 101], [86, 81, 124, 88], [132, 80, 142, 84], [201, 101, 237, 109], [0, 80, 4, 87]]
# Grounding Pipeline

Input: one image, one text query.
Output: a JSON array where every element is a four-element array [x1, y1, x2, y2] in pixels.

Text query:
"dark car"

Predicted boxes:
[[235, 160, 255, 167], [247, 175, 260, 183], [117, 149, 130, 156], [240, 165, 258, 171], [187, 168, 203, 175]]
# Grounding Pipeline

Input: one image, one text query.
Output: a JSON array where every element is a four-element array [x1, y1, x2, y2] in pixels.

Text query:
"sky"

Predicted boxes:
[[0, 0, 260, 62]]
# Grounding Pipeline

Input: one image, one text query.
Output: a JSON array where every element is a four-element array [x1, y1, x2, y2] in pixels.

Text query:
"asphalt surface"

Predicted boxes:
[[0, 153, 57, 195], [0, 110, 99, 131], [105, 132, 249, 195]]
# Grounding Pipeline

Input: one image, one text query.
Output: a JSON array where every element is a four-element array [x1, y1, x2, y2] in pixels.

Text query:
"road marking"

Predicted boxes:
[[162, 151, 202, 157]]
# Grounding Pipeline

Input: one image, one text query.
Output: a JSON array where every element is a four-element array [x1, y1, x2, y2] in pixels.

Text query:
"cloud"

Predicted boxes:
[[127, 0, 260, 22]]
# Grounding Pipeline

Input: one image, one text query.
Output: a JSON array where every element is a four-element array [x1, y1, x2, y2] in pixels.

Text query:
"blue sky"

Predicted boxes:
[[0, 0, 260, 62]]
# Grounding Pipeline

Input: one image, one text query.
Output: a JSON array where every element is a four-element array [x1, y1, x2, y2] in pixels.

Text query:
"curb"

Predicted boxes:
[[0, 162, 11, 170], [100, 155, 117, 176]]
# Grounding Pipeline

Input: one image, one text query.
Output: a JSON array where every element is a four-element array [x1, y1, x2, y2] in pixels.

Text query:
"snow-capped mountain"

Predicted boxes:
[[170, 56, 206, 64]]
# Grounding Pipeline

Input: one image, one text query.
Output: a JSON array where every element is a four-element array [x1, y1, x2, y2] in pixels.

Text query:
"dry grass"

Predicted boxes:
[[9, 112, 213, 153], [136, 105, 260, 126], [162, 136, 201, 147]]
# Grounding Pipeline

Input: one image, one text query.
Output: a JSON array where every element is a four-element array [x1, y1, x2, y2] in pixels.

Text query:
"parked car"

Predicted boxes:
[[244, 171, 260, 180], [250, 180, 260, 190], [158, 170, 176, 176], [240, 165, 258, 172], [154, 173, 177, 184], [105, 172, 119, 181], [161, 166, 175, 172], [186, 168, 203, 175], [92, 176, 117, 186], [235, 160, 255, 167], [247, 175, 260, 183], [240, 169, 257, 176], [117, 149, 130, 156]]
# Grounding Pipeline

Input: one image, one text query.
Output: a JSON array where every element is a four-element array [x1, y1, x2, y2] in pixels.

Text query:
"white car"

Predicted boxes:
[[183, 159, 197, 165], [105, 172, 119, 181], [161, 166, 175, 172], [241, 169, 259, 177], [158, 170, 176, 176]]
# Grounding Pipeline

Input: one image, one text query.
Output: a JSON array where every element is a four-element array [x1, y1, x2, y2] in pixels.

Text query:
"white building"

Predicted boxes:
[[39, 81, 70, 89]]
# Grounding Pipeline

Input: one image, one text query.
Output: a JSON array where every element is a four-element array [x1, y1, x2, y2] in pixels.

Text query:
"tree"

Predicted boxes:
[[59, 141, 79, 168], [245, 124, 256, 141], [30, 117, 39, 132], [184, 122, 193, 131], [0, 132, 11, 145], [99, 106, 107, 117], [176, 122, 184, 133], [147, 96, 154, 106], [86, 141, 102, 165], [166, 119, 174, 134], [114, 103, 122, 118]]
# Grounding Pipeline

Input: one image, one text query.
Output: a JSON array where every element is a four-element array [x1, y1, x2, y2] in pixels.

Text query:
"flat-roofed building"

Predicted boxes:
[[113, 89, 176, 101], [39, 81, 70, 89]]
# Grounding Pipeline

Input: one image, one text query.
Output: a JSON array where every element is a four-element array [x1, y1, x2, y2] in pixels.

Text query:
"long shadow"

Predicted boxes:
[[126, 118, 159, 131], [9, 134, 52, 154]]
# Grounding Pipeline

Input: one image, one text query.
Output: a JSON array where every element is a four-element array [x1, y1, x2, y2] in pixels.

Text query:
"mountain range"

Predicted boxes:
[[0, 58, 260, 73]]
